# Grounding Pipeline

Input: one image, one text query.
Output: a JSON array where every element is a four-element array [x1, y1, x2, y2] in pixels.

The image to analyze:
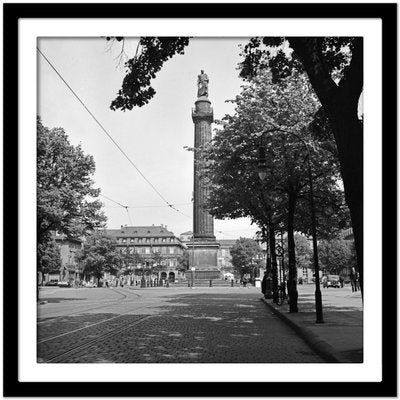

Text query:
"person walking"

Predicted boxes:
[[350, 267, 357, 292], [355, 271, 361, 291]]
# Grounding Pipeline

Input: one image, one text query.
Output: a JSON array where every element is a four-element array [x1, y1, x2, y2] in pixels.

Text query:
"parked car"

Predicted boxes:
[[58, 281, 71, 288], [322, 274, 340, 288], [45, 279, 59, 286], [84, 281, 97, 288]]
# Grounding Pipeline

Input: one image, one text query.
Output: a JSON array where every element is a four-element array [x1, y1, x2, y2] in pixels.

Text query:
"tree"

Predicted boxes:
[[37, 117, 107, 246], [201, 70, 345, 311], [318, 239, 357, 276], [152, 251, 164, 268], [290, 234, 312, 271], [76, 232, 122, 280], [108, 36, 364, 294], [230, 238, 263, 280], [177, 250, 189, 272], [109, 37, 189, 110], [37, 239, 61, 275], [239, 37, 363, 293]]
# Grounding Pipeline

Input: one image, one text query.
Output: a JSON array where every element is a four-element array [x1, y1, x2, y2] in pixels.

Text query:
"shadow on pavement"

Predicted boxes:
[[39, 297, 88, 303]]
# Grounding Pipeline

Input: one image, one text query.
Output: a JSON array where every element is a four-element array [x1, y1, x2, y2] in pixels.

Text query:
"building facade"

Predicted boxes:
[[217, 239, 237, 274], [44, 233, 83, 283], [105, 225, 185, 282]]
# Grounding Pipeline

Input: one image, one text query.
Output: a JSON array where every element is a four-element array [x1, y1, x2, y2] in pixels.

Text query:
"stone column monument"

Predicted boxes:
[[188, 70, 220, 280]]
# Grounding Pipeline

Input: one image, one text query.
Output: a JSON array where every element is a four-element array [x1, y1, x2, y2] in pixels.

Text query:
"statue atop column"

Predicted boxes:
[[197, 70, 209, 98]]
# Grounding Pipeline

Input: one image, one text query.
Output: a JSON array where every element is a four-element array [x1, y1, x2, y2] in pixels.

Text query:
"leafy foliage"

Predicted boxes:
[[77, 232, 122, 279], [230, 238, 263, 278], [177, 250, 189, 272], [37, 239, 62, 274], [202, 70, 345, 234], [239, 37, 354, 84], [37, 117, 106, 244], [318, 239, 357, 275], [110, 37, 189, 110], [281, 233, 312, 271]]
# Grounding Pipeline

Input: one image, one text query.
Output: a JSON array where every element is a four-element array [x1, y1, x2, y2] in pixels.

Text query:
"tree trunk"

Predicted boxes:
[[287, 193, 299, 312], [269, 224, 279, 303], [289, 38, 363, 297], [328, 109, 363, 296]]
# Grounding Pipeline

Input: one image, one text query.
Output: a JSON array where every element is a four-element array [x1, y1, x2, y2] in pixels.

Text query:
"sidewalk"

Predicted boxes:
[[262, 284, 363, 363]]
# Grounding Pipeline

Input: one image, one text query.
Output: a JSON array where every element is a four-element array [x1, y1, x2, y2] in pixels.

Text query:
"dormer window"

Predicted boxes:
[[130, 238, 134, 243]]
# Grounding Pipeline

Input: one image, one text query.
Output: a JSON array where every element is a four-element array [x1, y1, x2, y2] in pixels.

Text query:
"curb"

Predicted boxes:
[[261, 298, 347, 363]]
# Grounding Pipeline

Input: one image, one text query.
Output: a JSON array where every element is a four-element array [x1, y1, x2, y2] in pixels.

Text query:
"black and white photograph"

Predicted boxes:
[[36, 35, 364, 365], [4, 2, 396, 397]]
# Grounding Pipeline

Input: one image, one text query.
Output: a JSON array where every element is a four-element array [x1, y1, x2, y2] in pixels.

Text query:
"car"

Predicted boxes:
[[322, 274, 340, 288], [84, 281, 97, 288], [58, 281, 71, 288], [45, 279, 59, 286]]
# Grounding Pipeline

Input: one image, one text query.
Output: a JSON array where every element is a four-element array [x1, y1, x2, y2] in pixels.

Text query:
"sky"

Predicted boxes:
[[37, 37, 260, 240]]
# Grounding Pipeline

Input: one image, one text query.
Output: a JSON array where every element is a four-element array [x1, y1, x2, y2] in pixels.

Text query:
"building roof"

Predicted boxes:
[[218, 239, 237, 247], [180, 231, 193, 236], [105, 225, 175, 238]]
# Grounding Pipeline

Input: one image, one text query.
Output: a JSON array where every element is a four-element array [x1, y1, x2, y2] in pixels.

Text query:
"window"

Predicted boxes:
[[138, 238, 143, 243], [146, 238, 150, 242], [162, 238, 166, 243], [145, 247, 151, 254], [130, 238, 135, 243], [122, 238, 126, 243], [170, 238, 174, 242]]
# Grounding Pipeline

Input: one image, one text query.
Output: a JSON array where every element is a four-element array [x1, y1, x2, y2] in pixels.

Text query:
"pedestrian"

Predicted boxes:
[[339, 276, 344, 288], [350, 267, 357, 292], [261, 274, 267, 295], [355, 272, 361, 291]]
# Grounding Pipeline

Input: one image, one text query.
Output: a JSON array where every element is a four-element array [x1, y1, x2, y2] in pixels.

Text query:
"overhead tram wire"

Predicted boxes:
[[37, 47, 189, 220], [100, 194, 133, 226], [38, 49, 251, 237]]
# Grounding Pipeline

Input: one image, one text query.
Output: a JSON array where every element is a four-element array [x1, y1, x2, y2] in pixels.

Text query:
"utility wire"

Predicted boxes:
[[100, 194, 134, 226], [38, 49, 251, 234], [37, 47, 189, 219]]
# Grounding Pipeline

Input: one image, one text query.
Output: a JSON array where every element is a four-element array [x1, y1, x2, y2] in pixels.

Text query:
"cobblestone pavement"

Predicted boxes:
[[37, 286, 324, 363]]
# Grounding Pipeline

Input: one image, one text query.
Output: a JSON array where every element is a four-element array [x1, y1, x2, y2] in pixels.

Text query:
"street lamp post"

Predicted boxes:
[[191, 267, 196, 289], [258, 129, 324, 323]]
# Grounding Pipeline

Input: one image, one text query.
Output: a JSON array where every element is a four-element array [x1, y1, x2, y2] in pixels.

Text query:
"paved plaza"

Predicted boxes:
[[37, 285, 330, 363]]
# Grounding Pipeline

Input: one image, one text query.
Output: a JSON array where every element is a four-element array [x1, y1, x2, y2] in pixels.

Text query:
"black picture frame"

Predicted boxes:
[[3, 2, 397, 397]]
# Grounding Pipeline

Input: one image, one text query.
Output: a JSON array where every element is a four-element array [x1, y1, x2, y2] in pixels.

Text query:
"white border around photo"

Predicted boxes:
[[20, 17, 381, 382]]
